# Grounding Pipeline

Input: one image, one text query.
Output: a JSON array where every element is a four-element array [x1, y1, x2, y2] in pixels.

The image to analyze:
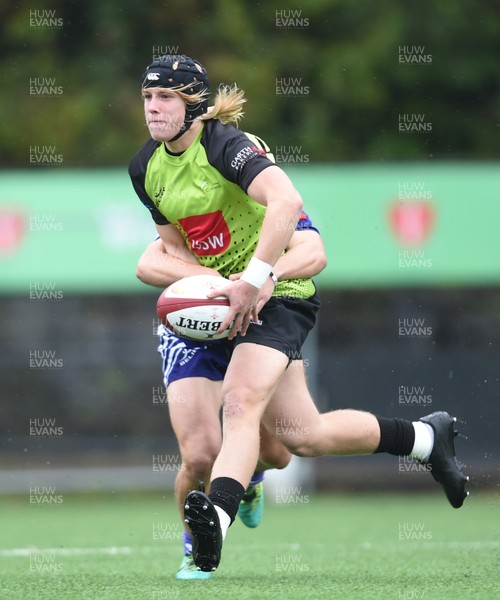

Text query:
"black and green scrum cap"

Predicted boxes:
[[142, 54, 210, 135]]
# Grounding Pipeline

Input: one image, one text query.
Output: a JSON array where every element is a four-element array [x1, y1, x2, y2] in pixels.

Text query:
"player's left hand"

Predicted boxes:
[[207, 279, 260, 340]]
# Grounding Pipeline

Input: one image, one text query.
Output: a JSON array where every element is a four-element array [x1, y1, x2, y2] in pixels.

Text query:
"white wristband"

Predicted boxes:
[[241, 257, 273, 289]]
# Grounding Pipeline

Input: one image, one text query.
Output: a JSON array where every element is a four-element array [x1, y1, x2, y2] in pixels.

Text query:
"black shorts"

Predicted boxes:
[[233, 292, 321, 360]]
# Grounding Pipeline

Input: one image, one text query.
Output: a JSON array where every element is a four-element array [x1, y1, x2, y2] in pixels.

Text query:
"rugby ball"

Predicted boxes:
[[156, 274, 232, 341]]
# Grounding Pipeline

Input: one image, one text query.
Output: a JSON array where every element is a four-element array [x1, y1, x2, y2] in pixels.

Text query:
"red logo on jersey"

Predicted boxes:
[[178, 211, 231, 256], [389, 201, 435, 246]]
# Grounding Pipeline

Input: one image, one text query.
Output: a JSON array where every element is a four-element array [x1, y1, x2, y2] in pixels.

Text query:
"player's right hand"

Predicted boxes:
[[229, 272, 275, 315], [207, 279, 259, 340]]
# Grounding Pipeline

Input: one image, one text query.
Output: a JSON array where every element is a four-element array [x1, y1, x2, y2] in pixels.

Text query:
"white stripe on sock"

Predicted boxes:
[[410, 421, 435, 462], [214, 506, 231, 540]]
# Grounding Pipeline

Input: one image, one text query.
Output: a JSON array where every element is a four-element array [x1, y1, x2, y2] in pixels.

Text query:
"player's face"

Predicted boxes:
[[143, 88, 186, 141]]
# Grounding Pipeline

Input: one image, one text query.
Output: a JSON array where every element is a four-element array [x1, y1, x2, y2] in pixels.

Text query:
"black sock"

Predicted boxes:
[[374, 417, 415, 456], [208, 477, 246, 524]]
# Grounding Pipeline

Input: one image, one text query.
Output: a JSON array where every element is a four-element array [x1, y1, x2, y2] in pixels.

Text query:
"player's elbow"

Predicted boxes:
[[291, 190, 303, 216], [313, 252, 328, 274], [135, 266, 148, 284], [271, 190, 302, 220], [136, 258, 153, 285], [305, 244, 328, 277]]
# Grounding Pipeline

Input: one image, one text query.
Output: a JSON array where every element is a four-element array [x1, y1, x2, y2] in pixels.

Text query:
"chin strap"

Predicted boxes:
[[167, 121, 191, 142]]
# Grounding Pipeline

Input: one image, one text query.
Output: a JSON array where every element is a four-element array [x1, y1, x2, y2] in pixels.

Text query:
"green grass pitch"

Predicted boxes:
[[1, 491, 498, 600]]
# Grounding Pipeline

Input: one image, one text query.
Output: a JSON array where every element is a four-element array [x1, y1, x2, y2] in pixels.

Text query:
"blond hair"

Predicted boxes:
[[142, 82, 246, 127], [200, 84, 246, 126]]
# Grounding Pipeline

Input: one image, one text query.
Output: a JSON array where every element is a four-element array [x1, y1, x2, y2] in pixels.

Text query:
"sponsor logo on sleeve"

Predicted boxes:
[[230, 145, 266, 171]]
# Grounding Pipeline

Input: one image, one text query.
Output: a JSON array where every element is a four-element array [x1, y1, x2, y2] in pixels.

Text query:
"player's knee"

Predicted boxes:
[[260, 444, 292, 470], [180, 442, 219, 478], [221, 386, 265, 421], [291, 445, 316, 458], [283, 437, 319, 458], [182, 452, 215, 479], [276, 451, 292, 469]]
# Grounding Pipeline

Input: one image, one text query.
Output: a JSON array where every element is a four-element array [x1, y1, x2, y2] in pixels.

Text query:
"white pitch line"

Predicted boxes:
[[416, 541, 500, 550], [0, 542, 302, 558], [0, 546, 164, 557], [360, 541, 500, 551], [1, 540, 499, 558]]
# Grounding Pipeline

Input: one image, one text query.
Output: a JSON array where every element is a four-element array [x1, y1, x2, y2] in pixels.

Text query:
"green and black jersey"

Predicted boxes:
[[129, 119, 315, 299]]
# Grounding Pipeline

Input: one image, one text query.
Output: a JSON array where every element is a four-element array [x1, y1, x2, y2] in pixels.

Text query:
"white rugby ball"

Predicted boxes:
[[156, 275, 232, 341]]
